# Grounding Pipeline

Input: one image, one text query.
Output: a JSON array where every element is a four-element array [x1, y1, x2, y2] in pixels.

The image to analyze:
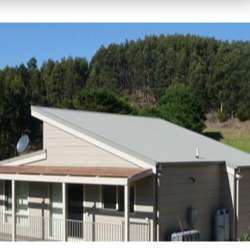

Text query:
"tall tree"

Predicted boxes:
[[156, 83, 205, 132]]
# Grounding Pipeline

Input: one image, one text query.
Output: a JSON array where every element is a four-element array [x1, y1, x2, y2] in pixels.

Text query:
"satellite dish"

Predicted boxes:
[[16, 134, 30, 154]]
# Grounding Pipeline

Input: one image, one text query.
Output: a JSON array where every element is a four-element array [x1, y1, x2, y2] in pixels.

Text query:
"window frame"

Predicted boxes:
[[129, 185, 135, 213], [101, 185, 118, 211], [4, 180, 12, 213], [16, 181, 29, 216], [2, 180, 30, 225], [101, 185, 136, 213]]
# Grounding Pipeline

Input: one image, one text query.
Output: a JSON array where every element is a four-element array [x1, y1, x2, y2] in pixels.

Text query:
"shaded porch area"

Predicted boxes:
[[0, 165, 154, 241]]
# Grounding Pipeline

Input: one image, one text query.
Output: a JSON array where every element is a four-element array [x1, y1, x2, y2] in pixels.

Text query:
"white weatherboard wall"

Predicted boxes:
[[31, 123, 137, 167]]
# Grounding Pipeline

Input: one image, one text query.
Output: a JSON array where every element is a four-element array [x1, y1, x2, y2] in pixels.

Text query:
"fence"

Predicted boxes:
[[0, 212, 152, 241]]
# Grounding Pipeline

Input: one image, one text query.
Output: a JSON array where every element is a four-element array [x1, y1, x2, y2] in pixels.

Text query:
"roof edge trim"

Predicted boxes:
[[0, 150, 47, 166], [128, 168, 153, 183], [0, 173, 128, 186], [158, 160, 226, 167]]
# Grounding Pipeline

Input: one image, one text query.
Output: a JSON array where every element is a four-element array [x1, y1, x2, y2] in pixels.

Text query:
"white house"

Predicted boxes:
[[0, 106, 250, 241]]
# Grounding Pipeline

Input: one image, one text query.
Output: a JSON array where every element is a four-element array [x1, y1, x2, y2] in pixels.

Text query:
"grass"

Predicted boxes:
[[204, 127, 250, 154]]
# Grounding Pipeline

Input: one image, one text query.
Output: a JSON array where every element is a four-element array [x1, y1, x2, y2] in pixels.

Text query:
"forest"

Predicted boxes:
[[1, 34, 250, 160]]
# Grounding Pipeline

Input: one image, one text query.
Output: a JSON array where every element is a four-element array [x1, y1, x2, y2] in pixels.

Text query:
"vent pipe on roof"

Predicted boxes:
[[195, 147, 199, 159]]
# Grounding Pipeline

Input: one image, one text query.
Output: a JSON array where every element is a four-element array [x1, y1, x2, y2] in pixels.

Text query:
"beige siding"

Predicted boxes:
[[158, 164, 228, 241], [31, 123, 136, 167], [83, 176, 154, 241], [135, 176, 154, 213], [84, 176, 154, 224], [238, 169, 250, 236]]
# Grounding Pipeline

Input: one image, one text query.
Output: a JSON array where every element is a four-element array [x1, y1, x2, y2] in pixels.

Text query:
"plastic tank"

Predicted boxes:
[[214, 209, 230, 241]]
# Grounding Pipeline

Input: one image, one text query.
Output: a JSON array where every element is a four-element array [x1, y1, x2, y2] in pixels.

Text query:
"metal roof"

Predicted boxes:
[[31, 106, 250, 168]]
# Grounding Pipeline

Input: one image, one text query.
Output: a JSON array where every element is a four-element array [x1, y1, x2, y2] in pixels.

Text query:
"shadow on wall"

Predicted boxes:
[[223, 169, 235, 241], [159, 163, 235, 241]]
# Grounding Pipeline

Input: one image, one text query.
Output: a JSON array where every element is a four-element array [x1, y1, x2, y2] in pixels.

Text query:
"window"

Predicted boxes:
[[4, 181, 12, 211], [118, 187, 124, 211], [102, 185, 117, 210], [102, 185, 135, 212], [67, 184, 83, 220], [118, 186, 135, 213], [130, 186, 135, 213], [50, 183, 63, 216], [16, 182, 29, 214], [49, 183, 63, 238]]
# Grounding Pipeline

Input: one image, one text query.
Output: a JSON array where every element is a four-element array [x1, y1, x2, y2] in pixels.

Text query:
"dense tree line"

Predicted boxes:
[[1, 34, 250, 159], [0, 57, 89, 159], [88, 34, 250, 119]]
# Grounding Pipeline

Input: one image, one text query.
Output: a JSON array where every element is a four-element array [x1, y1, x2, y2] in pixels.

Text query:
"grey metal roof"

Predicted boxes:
[[32, 106, 250, 167]]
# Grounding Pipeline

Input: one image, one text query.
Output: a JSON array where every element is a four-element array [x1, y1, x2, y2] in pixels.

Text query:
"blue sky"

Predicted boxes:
[[0, 23, 250, 69]]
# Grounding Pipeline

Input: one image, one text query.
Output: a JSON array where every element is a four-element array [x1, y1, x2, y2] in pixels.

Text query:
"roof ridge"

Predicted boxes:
[[31, 105, 161, 121]]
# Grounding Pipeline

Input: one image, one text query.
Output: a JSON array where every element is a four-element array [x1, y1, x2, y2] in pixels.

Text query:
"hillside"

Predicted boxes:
[[2, 34, 250, 160], [205, 116, 250, 154]]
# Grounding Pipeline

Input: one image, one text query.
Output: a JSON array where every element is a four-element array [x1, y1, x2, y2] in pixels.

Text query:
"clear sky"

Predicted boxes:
[[0, 23, 250, 69]]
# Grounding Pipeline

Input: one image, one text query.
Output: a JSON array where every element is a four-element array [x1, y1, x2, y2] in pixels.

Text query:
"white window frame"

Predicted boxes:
[[2, 181, 7, 223], [100, 184, 136, 213], [48, 183, 63, 240], [2, 180, 30, 224], [16, 182, 30, 227], [16, 181, 30, 216], [3, 180, 13, 224], [3, 180, 12, 213]]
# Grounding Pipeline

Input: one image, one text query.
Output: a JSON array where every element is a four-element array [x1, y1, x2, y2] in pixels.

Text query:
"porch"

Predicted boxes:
[[0, 165, 154, 241], [0, 213, 152, 241]]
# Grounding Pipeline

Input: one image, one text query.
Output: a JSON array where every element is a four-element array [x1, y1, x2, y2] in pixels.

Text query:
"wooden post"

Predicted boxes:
[[12, 180, 16, 241], [62, 182, 67, 241], [124, 183, 130, 241], [82, 184, 85, 240], [150, 219, 154, 242]]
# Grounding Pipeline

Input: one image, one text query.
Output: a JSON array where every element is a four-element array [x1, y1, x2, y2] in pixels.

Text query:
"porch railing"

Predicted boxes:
[[0, 212, 152, 241]]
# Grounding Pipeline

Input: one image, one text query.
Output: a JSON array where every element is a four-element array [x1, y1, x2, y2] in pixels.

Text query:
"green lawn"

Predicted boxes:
[[204, 127, 250, 154]]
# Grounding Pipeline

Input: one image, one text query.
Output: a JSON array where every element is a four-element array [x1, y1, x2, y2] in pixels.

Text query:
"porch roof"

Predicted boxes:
[[0, 165, 146, 178], [0, 165, 152, 185]]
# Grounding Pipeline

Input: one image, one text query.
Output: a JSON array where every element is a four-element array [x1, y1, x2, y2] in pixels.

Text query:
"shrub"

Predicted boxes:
[[240, 229, 250, 241]]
